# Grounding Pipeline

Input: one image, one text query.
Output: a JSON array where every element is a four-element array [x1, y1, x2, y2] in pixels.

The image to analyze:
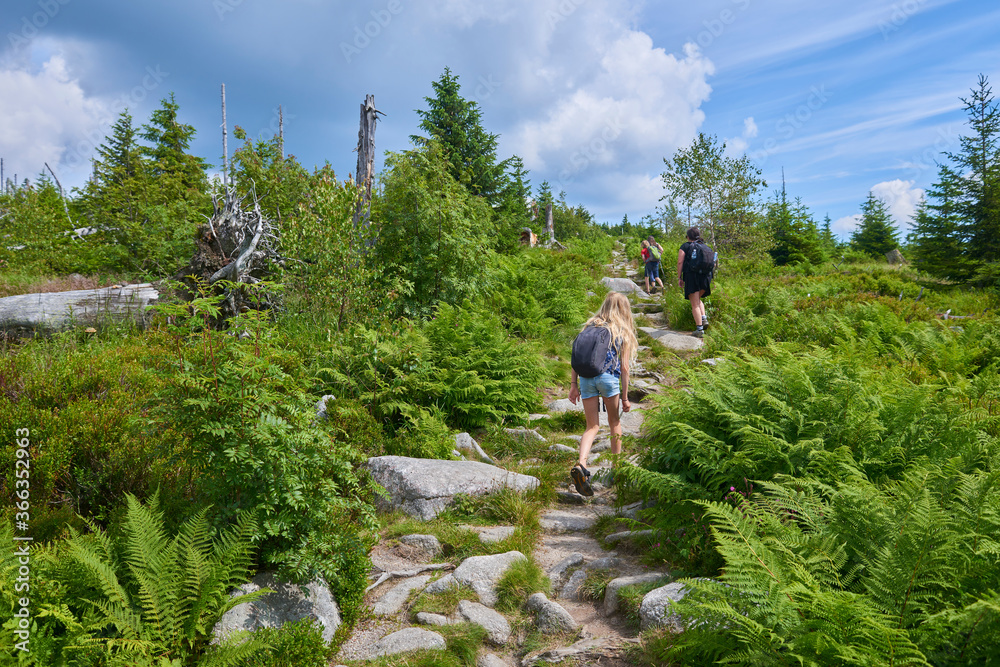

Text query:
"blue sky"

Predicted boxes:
[[1, 0, 997, 239]]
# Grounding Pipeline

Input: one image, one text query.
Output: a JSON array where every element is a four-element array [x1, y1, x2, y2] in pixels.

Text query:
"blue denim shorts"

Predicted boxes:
[[578, 372, 621, 400]]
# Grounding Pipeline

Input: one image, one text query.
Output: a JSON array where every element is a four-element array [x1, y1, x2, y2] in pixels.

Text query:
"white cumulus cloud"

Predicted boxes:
[[870, 179, 924, 229], [0, 52, 112, 186]]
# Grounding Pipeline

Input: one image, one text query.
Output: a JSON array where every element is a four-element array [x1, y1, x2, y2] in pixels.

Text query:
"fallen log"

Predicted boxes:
[[0, 283, 159, 336]]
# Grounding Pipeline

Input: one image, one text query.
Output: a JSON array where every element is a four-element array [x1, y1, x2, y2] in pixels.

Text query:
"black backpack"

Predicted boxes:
[[571, 325, 612, 378], [685, 241, 715, 275]]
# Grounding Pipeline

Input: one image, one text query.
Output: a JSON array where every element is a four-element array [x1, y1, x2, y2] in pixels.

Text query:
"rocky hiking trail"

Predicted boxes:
[[213, 244, 707, 666]]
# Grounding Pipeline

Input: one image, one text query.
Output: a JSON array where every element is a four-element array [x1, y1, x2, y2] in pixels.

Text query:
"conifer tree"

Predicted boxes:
[[767, 190, 822, 265], [139, 93, 209, 193], [819, 214, 838, 255], [850, 192, 900, 258], [907, 169, 971, 280], [412, 68, 508, 206], [947, 75, 1000, 266]]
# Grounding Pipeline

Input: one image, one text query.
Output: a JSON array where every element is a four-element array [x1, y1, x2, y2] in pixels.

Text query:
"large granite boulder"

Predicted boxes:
[[366, 456, 539, 521], [639, 581, 690, 630], [604, 572, 670, 615], [212, 572, 341, 643], [526, 592, 578, 633], [638, 326, 704, 351], [457, 599, 511, 645], [0, 283, 159, 335], [368, 627, 446, 657], [600, 277, 648, 298], [424, 551, 527, 607]]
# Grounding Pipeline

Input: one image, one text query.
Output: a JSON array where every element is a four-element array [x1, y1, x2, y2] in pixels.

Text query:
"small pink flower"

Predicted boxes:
[[730, 486, 735, 491]]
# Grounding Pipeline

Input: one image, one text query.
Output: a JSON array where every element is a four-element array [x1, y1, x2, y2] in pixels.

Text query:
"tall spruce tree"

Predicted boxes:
[[139, 93, 209, 193], [907, 168, 971, 280], [412, 68, 508, 206], [851, 192, 900, 258], [767, 190, 823, 266], [940, 75, 1000, 280]]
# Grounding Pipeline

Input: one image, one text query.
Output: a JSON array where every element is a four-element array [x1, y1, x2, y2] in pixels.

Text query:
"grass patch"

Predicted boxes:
[[494, 558, 550, 613], [410, 582, 479, 617], [577, 569, 614, 603]]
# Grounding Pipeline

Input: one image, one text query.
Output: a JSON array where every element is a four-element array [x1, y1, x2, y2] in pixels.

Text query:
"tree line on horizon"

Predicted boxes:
[[1, 70, 998, 290]]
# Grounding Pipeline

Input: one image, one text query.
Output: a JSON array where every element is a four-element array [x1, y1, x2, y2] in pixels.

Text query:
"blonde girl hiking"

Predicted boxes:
[[567, 291, 638, 495]]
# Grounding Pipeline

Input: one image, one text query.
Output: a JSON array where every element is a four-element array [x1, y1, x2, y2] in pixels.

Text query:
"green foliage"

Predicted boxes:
[[229, 130, 310, 225], [374, 143, 498, 319], [239, 619, 333, 667], [412, 67, 509, 206], [74, 103, 211, 275], [320, 301, 544, 430], [150, 287, 378, 623], [767, 191, 824, 266], [0, 331, 168, 530], [851, 192, 901, 258], [280, 164, 386, 330], [486, 250, 598, 338], [61, 494, 269, 666], [494, 559, 550, 612], [661, 132, 770, 259]]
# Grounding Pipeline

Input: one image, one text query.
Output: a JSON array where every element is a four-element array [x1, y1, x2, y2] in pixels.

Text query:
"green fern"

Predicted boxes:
[[65, 493, 269, 666]]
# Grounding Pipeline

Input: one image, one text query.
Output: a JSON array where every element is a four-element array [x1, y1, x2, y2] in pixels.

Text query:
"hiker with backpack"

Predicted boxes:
[[567, 291, 638, 496], [677, 226, 714, 338], [643, 236, 665, 294]]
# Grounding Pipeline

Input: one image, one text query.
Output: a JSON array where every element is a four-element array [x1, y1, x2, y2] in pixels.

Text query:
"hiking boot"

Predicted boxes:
[[571, 465, 594, 496], [692, 326, 704, 338], [702, 316, 709, 328]]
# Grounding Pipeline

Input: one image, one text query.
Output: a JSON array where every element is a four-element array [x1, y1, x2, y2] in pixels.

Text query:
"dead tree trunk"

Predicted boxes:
[[545, 203, 555, 243], [353, 94, 381, 232], [176, 186, 281, 321], [221, 83, 229, 190]]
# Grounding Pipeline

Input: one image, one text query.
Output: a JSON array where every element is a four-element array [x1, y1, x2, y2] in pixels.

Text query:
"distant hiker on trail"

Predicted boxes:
[[677, 226, 714, 339], [642, 236, 665, 294], [567, 291, 638, 496]]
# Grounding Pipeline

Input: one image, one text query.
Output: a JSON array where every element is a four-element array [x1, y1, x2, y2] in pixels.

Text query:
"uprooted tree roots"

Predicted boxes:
[[175, 186, 282, 321]]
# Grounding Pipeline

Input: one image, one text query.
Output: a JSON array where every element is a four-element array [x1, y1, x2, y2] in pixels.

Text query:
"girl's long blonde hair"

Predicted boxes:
[[582, 292, 638, 366]]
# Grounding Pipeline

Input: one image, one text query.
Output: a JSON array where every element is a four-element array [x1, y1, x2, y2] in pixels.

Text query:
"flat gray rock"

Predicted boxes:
[[478, 654, 509, 667], [368, 627, 446, 657], [398, 534, 443, 559], [640, 581, 690, 630], [415, 611, 453, 626], [548, 443, 577, 454], [0, 283, 159, 334], [371, 575, 431, 616], [366, 456, 539, 520], [548, 553, 584, 589], [212, 572, 341, 643], [555, 490, 586, 505], [604, 572, 670, 616], [467, 525, 516, 544], [539, 509, 596, 533], [605, 529, 655, 545], [638, 326, 704, 351], [559, 569, 588, 600], [455, 432, 494, 464], [600, 277, 648, 298], [458, 599, 511, 645], [423, 551, 527, 607], [526, 592, 578, 633], [504, 427, 546, 443]]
